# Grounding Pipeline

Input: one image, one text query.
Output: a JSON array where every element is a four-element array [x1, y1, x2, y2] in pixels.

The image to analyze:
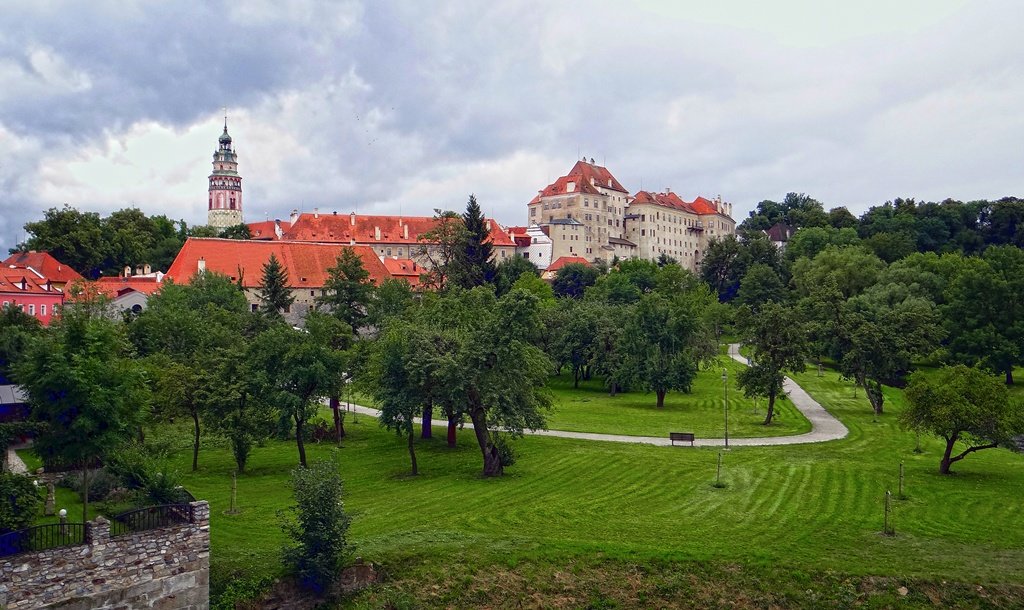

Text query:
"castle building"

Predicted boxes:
[[207, 118, 243, 229], [525, 160, 736, 272], [527, 158, 631, 262]]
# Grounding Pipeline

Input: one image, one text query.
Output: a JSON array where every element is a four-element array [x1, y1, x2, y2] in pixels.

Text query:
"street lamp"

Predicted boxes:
[[722, 369, 730, 450]]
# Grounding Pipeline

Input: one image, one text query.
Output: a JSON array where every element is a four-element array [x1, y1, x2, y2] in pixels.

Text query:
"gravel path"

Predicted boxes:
[[343, 343, 848, 448]]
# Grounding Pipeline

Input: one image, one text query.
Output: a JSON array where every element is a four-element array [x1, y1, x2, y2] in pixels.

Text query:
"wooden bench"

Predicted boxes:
[[669, 432, 695, 446]]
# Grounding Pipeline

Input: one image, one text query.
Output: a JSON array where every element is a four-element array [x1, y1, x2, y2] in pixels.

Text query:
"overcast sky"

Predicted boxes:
[[2, 0, 1022, 252]]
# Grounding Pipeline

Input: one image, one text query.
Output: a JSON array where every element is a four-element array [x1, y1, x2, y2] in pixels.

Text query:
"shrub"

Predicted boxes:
[[493, 434, 516, 468], [0, 473, 42, 532], [105, 442, 187, 505], [59, 469, 121, 502], [280, 457, 352, 594]]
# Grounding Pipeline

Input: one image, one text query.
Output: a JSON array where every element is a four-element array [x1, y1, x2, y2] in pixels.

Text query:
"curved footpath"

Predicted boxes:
[[344, 344, 848, 448]]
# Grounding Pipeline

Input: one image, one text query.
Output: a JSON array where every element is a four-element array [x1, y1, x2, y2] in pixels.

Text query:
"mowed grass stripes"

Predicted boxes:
[[159, 362, 1024, 589]]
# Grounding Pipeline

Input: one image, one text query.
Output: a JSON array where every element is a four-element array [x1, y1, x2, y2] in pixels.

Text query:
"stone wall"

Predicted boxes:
[[0, 501, 210, 610]]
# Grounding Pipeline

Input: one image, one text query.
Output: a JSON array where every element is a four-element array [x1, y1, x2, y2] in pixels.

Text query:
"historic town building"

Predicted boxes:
[[0, 251, 82, 325], [207, 117, 243, 229], [247, 210, 518, 269], [525, 159, 736, 271]]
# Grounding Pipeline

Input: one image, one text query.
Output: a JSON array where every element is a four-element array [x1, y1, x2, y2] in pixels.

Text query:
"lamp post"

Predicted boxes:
[[722, 369, 730, 450]]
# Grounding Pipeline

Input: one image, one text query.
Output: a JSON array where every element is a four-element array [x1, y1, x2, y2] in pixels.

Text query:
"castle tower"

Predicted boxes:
[[207, 114, 243, 228]]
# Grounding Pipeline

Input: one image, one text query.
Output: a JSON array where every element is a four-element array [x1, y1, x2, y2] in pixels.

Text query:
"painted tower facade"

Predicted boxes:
[[207, 119, 243, 228]]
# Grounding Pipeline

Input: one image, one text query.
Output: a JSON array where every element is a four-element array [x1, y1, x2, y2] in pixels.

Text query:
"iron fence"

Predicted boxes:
[[0, 523, 85, 558], [110, 504, 190, 537]]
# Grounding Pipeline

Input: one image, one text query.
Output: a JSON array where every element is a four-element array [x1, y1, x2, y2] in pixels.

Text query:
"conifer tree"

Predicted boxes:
[[257, 253, 294, 319], [459, 194, 495, 288], [317, 248, 373, 331]]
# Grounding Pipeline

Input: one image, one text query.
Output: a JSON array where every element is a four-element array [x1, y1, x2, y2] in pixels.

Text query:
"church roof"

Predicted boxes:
[[165, 238, 391, 289], [247, 213, 517, 248]]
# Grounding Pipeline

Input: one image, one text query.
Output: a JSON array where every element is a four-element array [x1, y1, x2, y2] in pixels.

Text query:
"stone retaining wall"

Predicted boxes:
[[0, 500, 210, 609]]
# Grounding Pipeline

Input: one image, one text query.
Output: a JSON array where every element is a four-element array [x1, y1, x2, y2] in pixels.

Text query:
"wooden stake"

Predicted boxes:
[[899, 462, 905, 499], [884, 490, 894, 536]]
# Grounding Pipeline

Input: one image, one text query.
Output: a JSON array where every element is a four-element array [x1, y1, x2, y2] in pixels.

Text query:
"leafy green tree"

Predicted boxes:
[[367, 278, 414, 329], [493, 255, 540, 296], [700, 234, 781, 302], [841, 292, 945, 416], [828, 207, 859, 229], [281, 457, 352, 594], [656, 253, 678, 267], [552, 263, 599, 299], [0, 304, 41, 383], [551, 301, 599, 388], [621, 289, 717, 408], [791, 245, 885, 299], [418, 210, 469, 291], [510, 272, 555, 303], [943, 246, 1024, 384], [736, 303, 810, 424], [256, 254, 295, 320], [18, 205, 107, 278], [206, 346, 276, 473], [148, 355, 210, 472], [219, 224, 252, 240], [305, 311, 354, 442], [737, 263, 787, 311], [457, 194, 496, 288], [250, 325, 344, 467], [784, 226, 860, 262], [16, 311, 150, 521], [0, 473, 42, 533], [591, 305, 629, 396], [903, 365, 1023, 474], [317, 248, 373, 332]]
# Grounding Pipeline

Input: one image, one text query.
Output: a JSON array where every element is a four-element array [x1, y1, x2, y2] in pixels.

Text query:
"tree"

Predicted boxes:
[[417, 209, 469, 291], [281, 457, 352, 594], [552, 263, 599, 299], [317, 248, 373, 332], [551, 301, 599, 388], [621, 289, 718, 408], [736, 263, 786, 311], [250, 325, 344, 467], [0, 473, 41, 533], [305, 311, 354, 443], [791, 245, 886, 299], [367, 278, 414, 329], [903, 365, 1023, 474], [256, 254, 294, 319], [18, 205, 107, 278], [16, 311, 150, 522], [219, 224, 252, 240], [457, 194, 496, 288], [0, 304, 41, 384], [828, 207, 859, 229], [148, 355, 208, 472], [493, 255, 539, 297], [736, 303, 810, 425], [510, 271, 555, 303], [206, 346, 276, 473]]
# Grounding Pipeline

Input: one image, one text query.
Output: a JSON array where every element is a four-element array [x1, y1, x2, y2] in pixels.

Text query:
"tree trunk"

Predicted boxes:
[[763, 391, 777, 425], [609, 383, 618, 397], [866, 380, 884, 415], [1007, 368, 1014, 385], [295, 416, 308, 468], [574, 368, 580, 389], [447, 416, 458, 448], [81, 464, 90, 524], [656, 390, 666, 409], [191, 408, 200, 472], [421, 402, 433, 439], [940, 434, 957, 474], [469, 408, 502, 477], [407, 427, 419, 475], [330, 395, 344, 440]]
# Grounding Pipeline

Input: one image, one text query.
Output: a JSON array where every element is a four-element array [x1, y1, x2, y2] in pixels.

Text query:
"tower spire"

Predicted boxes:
[[223, 106, 228, 131], [208, 110, 243, 229]]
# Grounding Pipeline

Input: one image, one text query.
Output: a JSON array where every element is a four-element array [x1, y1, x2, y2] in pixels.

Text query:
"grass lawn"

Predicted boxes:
[[543, 355, 810, 438], [18, 362, 1024, 607]]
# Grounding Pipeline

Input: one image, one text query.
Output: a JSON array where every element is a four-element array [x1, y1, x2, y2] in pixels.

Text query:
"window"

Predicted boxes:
[[310, 290, 315, 296], [523, 252, 529, 258], [501, 250, 507, 257], [2, 301, 7, 308], [530, 207, 537, 217], [641, 229, 646, 236], [283, 305, 291, 314], [26, 304, 34, 315], [40, 304, 46, 316], [251, 303, 259, 312], [386, 248, 392, 256]]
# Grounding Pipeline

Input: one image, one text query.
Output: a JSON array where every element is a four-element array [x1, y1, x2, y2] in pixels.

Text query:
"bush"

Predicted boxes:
[[280, 457, 352, 594], [59, 469, 121, 502], [105, 442, 187, 505], [493, 434, 516, 468], [0, 473, 42, 532], [306, 417, 338, 443]]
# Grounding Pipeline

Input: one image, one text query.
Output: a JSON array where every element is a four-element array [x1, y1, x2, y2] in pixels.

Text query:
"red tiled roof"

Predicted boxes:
[[247, 221, 278, 240], [165, 238, 391, 288], [630, 191, 723, 216], [538, 160, 629, 198], [249, 214, 516, 248], [506, 226, 529, 236], [545, 256, 592, 273], [2, 251, 83, 284], [95, 276, 163, 298], [382, 258, 424, 287], [0, 274, 56, 295]]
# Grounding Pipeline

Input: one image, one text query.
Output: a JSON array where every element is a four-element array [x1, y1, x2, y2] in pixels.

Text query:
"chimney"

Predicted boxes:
[[135, 265, 143, 276], [274, 219, 283, 239], [403, 224, 409, 240], [124, 265, 132, 277], [290, 209, 299, 226], [313, 207, 319, 219], [350, 212, 356, 226], [374, 226, 381, 240], [665, 187, 671, 194], [143, 263, 151, 275], [485, 220, 491, 232], [198, 257, 206, 273]]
